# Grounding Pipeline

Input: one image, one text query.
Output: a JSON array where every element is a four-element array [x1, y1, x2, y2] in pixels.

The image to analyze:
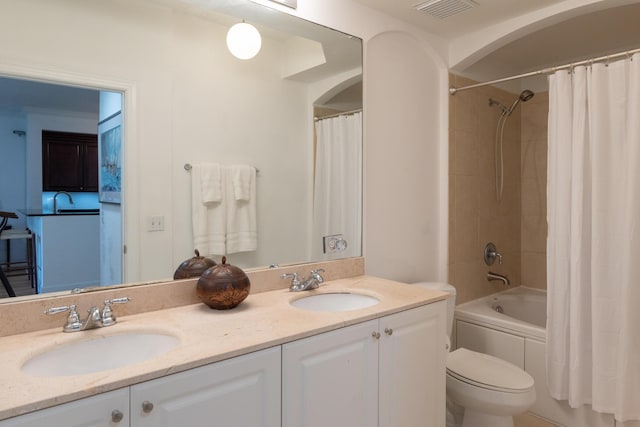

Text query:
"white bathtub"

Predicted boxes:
[[454, 286, 546, 341], [454, 286, 613, 427]]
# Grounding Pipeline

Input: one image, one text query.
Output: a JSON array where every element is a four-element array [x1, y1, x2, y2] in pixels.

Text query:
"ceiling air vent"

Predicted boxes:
[[414, 0, 478, 19]]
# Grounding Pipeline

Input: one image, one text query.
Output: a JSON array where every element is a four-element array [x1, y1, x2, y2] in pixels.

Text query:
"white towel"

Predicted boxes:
[[196, 163, 222, 204], [231, 165, 254, 201], [225, 165, 257, 253], [191, 164, 226, 255]]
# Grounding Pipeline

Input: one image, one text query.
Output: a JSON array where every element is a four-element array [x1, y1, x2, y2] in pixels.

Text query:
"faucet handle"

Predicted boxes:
[[101, 297, 131, 327], [282, 272, 301, 290], [483, 242, 503, 265], [45, 304, 82, 332], [309, 269, 325, 282], [281, 272, 299, 282]]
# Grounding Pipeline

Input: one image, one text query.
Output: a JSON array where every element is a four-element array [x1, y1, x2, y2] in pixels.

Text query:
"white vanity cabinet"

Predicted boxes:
[[130, 346, 281, 427], [282, 302, 446, 427], [0, 297, 446, 427], [378, 302, 446, 427], [0, 388, 129, 427], [283, 318, 379, 427], [0, 347, 280, 427]]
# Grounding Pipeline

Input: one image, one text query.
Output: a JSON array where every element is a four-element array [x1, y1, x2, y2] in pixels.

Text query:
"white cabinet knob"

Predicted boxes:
[[111, 410, 124, 423], [142, 400, 154, 413]]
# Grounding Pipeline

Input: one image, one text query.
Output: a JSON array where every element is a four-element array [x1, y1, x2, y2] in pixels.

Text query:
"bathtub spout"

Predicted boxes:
[[487, 271, 510, 285]]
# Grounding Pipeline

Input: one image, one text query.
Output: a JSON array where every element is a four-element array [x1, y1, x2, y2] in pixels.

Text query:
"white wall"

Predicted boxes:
[[99, 91, 122, 122], [0, 0, 450, 283], [0, 113, 27, 262], [167, 12, 312, 271], [98, 91, 124, 285], [364, 31, 447, 283]]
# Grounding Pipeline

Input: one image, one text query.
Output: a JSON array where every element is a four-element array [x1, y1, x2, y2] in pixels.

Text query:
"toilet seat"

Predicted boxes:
[[446, 348, 534, 394]]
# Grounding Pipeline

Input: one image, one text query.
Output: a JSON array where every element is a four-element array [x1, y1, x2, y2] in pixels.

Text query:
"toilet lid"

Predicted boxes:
[[446, 348, 534, 392]]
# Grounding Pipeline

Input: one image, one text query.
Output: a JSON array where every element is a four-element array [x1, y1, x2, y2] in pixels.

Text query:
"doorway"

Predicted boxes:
[[0, 76, 124, 295]]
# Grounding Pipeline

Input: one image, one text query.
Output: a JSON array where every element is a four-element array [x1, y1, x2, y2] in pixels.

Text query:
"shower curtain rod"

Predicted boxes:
[[314, 108, 362, 121], [449, 47, 640, 95]]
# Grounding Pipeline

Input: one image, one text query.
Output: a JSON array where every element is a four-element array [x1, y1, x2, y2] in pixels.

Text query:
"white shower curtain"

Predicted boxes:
[[546, 53, 640, 422], [312, 112, 362, 260]]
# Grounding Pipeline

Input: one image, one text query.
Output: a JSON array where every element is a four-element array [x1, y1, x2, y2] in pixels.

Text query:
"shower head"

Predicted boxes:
[[506, 89, 535, 115], [519, 89, 535, 102], [489, 89, 535, 116]]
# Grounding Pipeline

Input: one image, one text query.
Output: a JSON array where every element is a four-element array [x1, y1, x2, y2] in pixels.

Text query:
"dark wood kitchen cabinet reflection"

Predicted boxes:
[[42, 130, 98, 192]]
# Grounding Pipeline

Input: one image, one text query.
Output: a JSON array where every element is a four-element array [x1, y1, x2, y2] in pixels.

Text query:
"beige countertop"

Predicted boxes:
[[0, 275, 446, 420]]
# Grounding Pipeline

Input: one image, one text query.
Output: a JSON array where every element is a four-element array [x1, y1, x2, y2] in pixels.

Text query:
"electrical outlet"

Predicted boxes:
[[323, 234, 347, 254], [148, 215, 164, 231]]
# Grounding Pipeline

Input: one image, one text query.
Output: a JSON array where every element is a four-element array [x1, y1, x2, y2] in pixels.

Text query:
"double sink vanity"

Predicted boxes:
[[0, 259, 447, 426]]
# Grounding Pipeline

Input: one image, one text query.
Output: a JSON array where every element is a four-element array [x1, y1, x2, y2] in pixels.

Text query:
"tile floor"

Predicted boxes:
[[515, 412, 562, 427], [0, 272, 35, 298]]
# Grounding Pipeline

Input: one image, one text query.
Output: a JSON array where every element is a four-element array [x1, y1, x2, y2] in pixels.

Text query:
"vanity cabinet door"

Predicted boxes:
[[282, 303, 446, 427], [282, 319, 379, 427], [130, 346, 281, 427], [0, 388, 129, 427], [379, 302, 446, 427]]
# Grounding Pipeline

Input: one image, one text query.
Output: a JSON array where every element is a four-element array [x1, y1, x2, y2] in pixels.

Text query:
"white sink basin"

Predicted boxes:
[[291, 292, 380, 312], [22, 332, 179, 377]]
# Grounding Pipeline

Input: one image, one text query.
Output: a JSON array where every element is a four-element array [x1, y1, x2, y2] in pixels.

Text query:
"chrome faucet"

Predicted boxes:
[[53, 191, 74, 213], [45, 297, 130, 332], [487, 271, 510, 286], [484, 242, 503, 265], [282, 269, 325, 292]]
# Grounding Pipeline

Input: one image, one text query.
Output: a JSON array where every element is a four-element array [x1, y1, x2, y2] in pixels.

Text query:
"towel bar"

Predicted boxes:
[[184, 163, 259, 174]]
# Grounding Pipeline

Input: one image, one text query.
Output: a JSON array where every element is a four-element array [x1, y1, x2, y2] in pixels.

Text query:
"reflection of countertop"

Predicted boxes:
[[0, 275, 447, 420], [19, 209, 100, 217]]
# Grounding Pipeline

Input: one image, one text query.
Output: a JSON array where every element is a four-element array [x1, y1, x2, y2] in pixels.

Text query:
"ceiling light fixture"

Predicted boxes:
[[226, 22, 262, 60]]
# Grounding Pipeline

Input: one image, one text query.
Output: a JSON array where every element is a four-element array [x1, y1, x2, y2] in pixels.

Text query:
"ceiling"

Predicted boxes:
[[353, 0, 566, 39], [0, 0, 362, 116], [354, 0, 640, 83], [0, 77, 99, 116], [3, 0, 640, 109]]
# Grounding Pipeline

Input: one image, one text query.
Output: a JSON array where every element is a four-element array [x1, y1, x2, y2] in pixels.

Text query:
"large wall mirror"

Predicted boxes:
[[0, 0, 362, 300]]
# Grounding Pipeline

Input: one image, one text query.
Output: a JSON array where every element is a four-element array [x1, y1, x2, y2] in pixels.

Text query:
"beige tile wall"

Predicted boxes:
[[449, 74, 550, 299], [449, 75, 522, 304], [520, 92, 549, 289]]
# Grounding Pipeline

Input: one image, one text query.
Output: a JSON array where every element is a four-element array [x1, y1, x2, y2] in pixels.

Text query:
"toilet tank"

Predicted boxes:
[[412, 282, 457, 337]]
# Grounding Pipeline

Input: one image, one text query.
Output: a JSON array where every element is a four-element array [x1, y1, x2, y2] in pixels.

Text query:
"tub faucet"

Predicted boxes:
[[487, 271, 510, 286], [53, 191, 74, 213], [282, 269, 325, 292]]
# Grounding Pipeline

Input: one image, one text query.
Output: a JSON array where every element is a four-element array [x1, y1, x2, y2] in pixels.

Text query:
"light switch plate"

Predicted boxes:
[[148, 215, 164, 232]]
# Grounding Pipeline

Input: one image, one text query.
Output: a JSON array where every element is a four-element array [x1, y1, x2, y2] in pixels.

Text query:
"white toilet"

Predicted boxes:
[[414, 282, 536, 427]]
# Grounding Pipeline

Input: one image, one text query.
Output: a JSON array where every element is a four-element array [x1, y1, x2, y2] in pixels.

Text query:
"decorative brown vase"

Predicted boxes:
[[196, 256, 251, 310], [173, 249, 217, 280]]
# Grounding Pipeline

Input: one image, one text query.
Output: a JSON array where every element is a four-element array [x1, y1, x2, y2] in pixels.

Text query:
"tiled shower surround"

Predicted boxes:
[[448, 74, 549, 304]]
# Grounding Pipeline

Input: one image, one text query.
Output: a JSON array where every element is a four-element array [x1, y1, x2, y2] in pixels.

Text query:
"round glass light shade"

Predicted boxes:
[[226, 22, 262, 60]]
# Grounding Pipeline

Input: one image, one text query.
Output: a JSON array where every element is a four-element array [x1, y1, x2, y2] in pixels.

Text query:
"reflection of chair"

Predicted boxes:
[[0, 211, 36, 298]]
